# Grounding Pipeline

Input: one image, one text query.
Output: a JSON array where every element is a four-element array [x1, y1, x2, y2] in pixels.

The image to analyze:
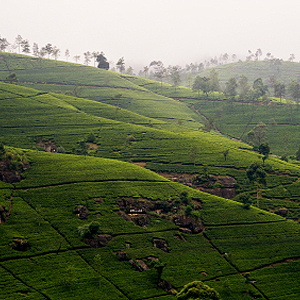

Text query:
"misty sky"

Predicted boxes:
[[2, 0, 300, 70]]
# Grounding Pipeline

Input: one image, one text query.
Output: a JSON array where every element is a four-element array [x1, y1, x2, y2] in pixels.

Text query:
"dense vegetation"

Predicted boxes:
[[2, 52, 300, 299]]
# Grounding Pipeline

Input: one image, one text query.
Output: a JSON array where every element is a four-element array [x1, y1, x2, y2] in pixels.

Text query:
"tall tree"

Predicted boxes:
[[44, 43, 53, 58], [247, 122, 267, 147], [116, 57, 125, 73], [83, 51, 92, 65], [65, 49, 70, 61], [92, 51, 100, 67], [169, 65, 181, 92], [73, 55, 80, 63], [209, 69, 221, 92], [21, 39, 30, 54], [274, 81, 285, 102], [246, 162, 266, 208], [253, 78, 268, 100], [224, 77, 238, 100], [289, 53, 295, 62], [143, 66, 149, 78], [256, 48, 262, 61], [96, 52, 109, 70], [238, 75, 250, 100], [15, 35, 23, 53], [52, 46, 60, 60], [126, 66, 134, 75], [0, 36, 9, 52], [192, 75, 210, 97], [32, 43, 39, 57], [288, 80, 300, 106], [154, 61, 166, 91]]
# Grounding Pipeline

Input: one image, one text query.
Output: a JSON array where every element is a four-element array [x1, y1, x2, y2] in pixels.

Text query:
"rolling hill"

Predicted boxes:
[[1, 52, 300, 299], [1, 149, 300, 299]]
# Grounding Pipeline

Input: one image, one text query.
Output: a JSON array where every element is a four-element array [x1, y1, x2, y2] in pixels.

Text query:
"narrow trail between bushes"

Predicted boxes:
[[202, 232, 270, 300], [16, 179, 170, 191], [239, 106, 259, 140], [0, 56, 10, 73], [0, 263, 51, 300], [190, 104, 222, 134], [2, 189, 16, 224]]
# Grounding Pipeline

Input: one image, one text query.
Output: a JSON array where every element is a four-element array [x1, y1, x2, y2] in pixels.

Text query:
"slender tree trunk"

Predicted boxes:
[[256, 183, 259, 208]]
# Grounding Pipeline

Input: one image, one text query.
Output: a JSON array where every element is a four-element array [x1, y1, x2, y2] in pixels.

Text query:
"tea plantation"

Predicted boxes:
[[1, 150, 300, 299], [2, 53, 300, 299]]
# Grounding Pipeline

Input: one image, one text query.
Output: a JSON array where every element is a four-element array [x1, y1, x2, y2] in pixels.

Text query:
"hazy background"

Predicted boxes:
[[1, 0, 300, 71]]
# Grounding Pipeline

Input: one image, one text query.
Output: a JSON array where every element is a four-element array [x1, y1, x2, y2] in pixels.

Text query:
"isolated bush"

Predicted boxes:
[[239, 193, 252, 209], [78, 221, 100, 239], [176, 281, 220, 300], [86, 133, 96, 143], [57, 146, 65, 153], [185, 204, 193, 216]]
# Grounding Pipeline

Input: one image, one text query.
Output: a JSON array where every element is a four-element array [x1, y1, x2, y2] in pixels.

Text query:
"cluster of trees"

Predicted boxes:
[[0, 34, 109, 69], [191, 70, 300, 105]]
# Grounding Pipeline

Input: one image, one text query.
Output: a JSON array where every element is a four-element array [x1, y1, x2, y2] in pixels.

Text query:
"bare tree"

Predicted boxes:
[[0, 35, 9, 52], [83, 51, 92, 65], [32, 43, 39, 57], [73, 55, 80, 63], [52, 46, 60, 60], [65, 49, 70, 61], [289, 54, 295, 62], [15, 35, 23, 53]]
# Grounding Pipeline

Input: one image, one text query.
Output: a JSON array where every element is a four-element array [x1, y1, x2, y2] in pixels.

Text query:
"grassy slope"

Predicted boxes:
[[123, 67, 300, 156], [2, 82, 300, 222], [0, 52, 204, 131], [1, 54, 300, 298], [1, 150, 300, 299], [198, 60, 300, 86]]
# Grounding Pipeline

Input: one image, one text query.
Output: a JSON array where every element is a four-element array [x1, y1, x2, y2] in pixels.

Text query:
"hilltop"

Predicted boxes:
[[198, 60, 300, 87]]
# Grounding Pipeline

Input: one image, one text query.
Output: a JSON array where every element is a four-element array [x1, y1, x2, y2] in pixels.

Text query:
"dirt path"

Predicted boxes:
[[190, 104, 222, 134], [239, 105, 259, 140], [0, 56, 10, 73]]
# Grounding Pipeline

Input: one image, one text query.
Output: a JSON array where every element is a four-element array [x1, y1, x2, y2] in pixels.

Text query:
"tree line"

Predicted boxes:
[[0, 34, 109, 69]]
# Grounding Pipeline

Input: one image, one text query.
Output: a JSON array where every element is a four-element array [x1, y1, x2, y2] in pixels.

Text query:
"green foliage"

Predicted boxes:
[[4, 72, 18, 84], [238, 193, 252, 209], [77, 222, 98, 239], [176, 281, 220, 300]]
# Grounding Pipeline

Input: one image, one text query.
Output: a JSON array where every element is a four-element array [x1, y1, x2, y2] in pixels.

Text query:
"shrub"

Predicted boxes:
[[185, 204, 193, 216], [77, 221, 100, 239], [86, 133, 96, 143]]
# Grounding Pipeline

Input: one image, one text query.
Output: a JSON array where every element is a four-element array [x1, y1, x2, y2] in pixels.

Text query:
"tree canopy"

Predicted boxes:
[[96, 52, 109, 70], [176, 281, 220, 300]]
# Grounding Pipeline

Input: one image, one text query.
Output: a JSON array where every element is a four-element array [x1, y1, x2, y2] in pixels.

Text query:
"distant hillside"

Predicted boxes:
[[0, 52, 205, 132], [198, 60, 300, 87]]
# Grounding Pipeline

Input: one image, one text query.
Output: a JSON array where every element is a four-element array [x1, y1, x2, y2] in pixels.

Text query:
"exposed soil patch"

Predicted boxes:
[[158, 279, 174, 292], [115, 251, 127, 261], [0, 161, 24, 183], [129, 259, 144, 272], [116, 197, 203, 233], [83, 234, 112, 248], [36, 138, 57, 152], [159, 172, 237, 199], [153, 238, 169, 252], [10, 238, 30, 251], [133, 162, 146, 168], [73, 205, 89, 220], [173, 215, 203, 234]]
